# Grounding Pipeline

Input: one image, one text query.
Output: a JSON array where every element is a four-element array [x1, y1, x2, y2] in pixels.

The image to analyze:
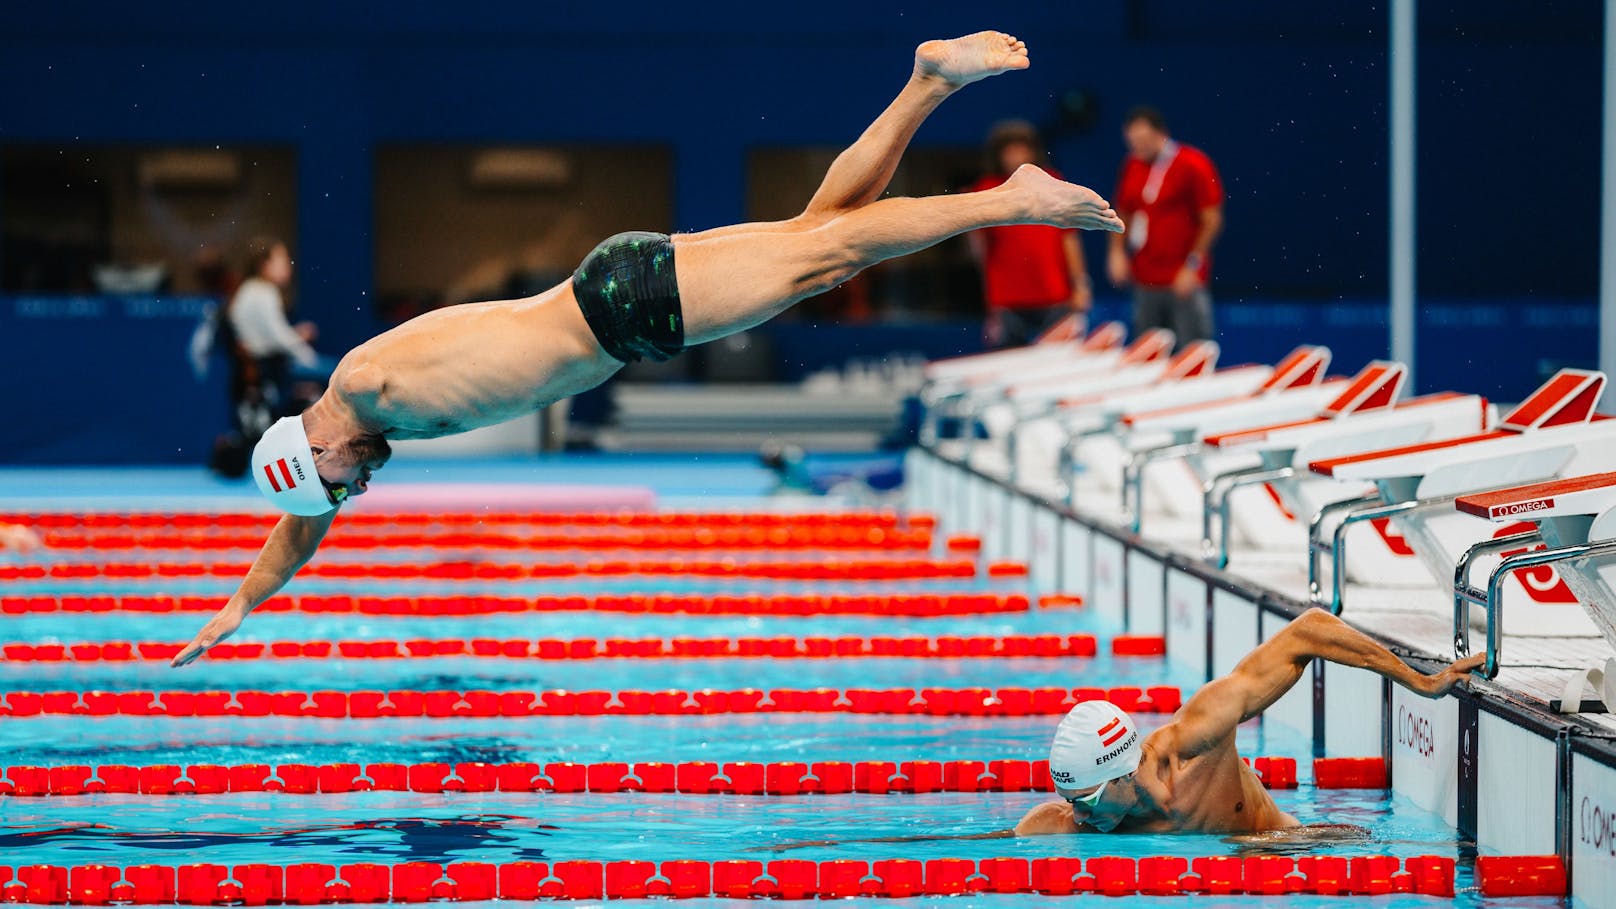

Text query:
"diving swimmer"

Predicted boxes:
[[172, 31, 1124, 668]]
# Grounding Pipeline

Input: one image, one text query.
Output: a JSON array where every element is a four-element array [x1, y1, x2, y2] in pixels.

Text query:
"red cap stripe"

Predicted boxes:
[[1096, 718, 1120, 737], [277, 459, 296, 489], [1101, 725, 1128, 747], [263, 464, 282, 493]]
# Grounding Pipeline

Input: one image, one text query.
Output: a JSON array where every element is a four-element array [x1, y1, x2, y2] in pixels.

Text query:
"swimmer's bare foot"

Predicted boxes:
[[914, 31, 1029, 88], [1004, 163, 1126, 233]]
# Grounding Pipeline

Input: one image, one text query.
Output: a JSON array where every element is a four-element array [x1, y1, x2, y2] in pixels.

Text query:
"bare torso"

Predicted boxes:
[[1120, 729, 1299, 834], [326, 281, 619, 439]]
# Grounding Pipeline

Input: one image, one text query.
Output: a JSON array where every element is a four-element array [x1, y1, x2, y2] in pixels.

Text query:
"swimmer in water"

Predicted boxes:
[[171, 30, 1123, 669], [770, 609, 1483, 851], [1024, 609, 1482, 838]]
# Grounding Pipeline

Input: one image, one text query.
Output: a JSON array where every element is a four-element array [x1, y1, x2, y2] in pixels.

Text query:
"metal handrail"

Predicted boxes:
[[1121, 441, 1203, 533], [1452, 530, 1542, 664], [1306, 495, 1458, 614], [1005, 400, 1072, 488], [1005, 419, 1021, 487], [1306, 494, 1383, 607], [1058, 419, 1128, 508], [1201, 464, 1296, 569], [1453, 537, 1616, 679], [919, 388, 969, 447]]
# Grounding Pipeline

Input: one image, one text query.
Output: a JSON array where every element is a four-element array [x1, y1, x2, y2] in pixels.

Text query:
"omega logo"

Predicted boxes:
[[1396, 704, 1434, 758], [1581, 796, 1616, 856]]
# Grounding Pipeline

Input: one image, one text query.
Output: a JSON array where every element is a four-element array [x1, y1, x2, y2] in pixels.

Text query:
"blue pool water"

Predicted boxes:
[[0, 460, 1576, 907]]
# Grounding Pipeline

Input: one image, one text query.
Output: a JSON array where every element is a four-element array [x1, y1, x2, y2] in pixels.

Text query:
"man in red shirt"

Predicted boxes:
[[971, 121, 1092, 349], [1107, 107, 1224, 350]]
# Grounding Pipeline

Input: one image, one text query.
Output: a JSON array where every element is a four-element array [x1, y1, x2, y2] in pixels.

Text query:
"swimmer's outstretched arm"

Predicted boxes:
[[755, 828, 1020, 852], [170, 510, 338, 668], [1170, 608, 1485, 756], [765, 800, 1093, 849]]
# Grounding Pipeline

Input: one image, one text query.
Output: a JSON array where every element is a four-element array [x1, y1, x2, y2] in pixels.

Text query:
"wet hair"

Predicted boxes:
[[984, 119, 1047, 175], [1123, 106, 1169, 135], [243, 236, 286, 280], [343, 432, 392, 468]]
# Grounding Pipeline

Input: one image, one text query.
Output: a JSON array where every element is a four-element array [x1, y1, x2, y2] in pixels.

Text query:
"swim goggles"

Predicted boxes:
[[1066, 779, 1109, 809], [320, 477, 350, 505]]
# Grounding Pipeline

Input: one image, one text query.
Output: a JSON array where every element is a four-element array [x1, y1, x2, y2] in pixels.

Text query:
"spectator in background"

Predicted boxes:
[[970, 121, 1091, 349], [1107, 107, 1224, 350], [227, 237, 323, 428]]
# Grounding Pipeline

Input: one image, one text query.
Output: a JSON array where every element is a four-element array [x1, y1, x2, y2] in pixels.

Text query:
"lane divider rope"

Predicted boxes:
[[0, 634, 1166, 663], [0, 558, 1013, 582], [2, 854, 1536, 902], [0, 511, 934, 530], [0, 685, 1184, 719], [36, 528, 934, 553], [1, 592, 1038, 618], [0, 757, 1299, 797]]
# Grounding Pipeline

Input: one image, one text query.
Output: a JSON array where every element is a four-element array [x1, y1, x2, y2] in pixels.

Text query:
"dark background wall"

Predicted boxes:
[[0, 1, 1601, 462]]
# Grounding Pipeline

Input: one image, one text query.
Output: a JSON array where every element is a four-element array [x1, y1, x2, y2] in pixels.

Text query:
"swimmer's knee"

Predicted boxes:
[[786, 210, 837, 232], [791, 246, 863, 298]]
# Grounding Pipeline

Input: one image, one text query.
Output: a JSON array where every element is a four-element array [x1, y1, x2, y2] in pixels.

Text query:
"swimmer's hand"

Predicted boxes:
[[171, 601, 248, 668], [1413, 652, 1486, 698], [0, 523, 44, 552], [171, 512, 337, 668]]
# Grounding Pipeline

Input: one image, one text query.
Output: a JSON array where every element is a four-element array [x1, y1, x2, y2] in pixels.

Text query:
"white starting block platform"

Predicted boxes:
[[910, 330, 1616, 884]]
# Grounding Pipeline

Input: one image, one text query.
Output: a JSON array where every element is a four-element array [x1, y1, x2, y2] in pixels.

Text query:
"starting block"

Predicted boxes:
[[1453, 470, 1616, 681], [1201, 371, 1490, 581], [1306, 369, 1611, 637]]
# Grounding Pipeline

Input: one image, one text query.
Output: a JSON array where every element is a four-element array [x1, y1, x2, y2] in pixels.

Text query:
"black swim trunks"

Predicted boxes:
[[572, 231, 685, 364]]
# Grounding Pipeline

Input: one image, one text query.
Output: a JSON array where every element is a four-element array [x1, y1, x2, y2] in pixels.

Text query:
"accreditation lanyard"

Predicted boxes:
[[1127, 140, 1180, 252]]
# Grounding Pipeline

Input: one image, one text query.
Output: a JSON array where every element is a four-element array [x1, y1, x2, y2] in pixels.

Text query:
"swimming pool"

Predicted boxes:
[[0, 469, 1572, 906]]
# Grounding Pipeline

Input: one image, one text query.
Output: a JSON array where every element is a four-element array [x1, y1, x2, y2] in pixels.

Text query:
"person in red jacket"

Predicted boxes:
[[970, 121, 1092, 349], [1107, 106, 1224, 350]]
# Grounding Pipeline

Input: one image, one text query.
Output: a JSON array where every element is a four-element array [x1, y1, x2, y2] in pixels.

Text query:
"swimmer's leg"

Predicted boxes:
[[674, 165, 1120, 344], [686, 31, 1028, 242], [804, 31, 1028, 216]]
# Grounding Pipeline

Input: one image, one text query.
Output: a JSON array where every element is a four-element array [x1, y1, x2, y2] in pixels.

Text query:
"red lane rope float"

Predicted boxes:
[[0, 854, 1465, 902], [1475, 856, 1567, 897], [0, 557, 991, 582], [0, 632, 1123, 663], [1312, 757, 1389, 789], [0, 511, 934, 531], [0, 757, 1297, 798], [0, 685, 1184, 719], [38, 527, 934, 553], [1, 592, 1031, 617]]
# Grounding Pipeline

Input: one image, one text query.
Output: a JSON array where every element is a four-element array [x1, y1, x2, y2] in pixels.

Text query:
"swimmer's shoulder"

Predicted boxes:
[[333, 355, 386, 403], [325, 355, 394, 429], [1014, 800, 1080, 836]]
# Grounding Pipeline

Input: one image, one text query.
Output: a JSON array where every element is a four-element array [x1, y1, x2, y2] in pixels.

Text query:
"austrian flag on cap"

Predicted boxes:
[[264, 457, 298, 492], [1049, 700, 1143, 790], [250, 416, 339, 516], [1097, 715, 1129, 747]]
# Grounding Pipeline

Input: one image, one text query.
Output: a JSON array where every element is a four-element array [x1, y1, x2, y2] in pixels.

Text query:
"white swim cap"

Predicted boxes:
[[1049, 701, 1142, 790], [251, 416, 337, 516]]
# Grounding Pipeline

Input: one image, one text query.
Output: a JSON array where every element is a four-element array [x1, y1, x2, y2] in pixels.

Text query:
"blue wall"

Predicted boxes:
[[0, 2, 1602, 463]]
